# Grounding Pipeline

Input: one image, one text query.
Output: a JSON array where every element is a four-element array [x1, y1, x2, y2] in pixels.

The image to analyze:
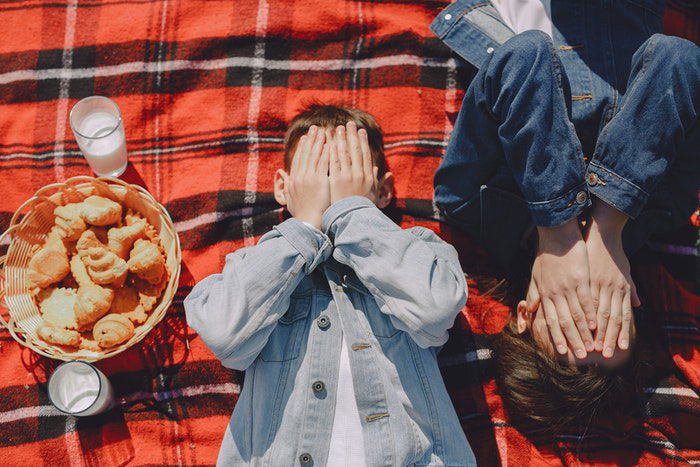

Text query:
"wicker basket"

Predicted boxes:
[[0, 176, 181, 362]]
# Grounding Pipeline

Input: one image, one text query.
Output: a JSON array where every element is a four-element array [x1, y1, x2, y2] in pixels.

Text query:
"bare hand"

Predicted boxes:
[[284, 125, 331, 229], [585, 202, 640, 358], [528, 219, 596, 359], [329, 121, 379, 203]]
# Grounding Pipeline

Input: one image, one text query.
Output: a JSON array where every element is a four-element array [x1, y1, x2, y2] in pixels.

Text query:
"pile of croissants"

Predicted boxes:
[[26, 195, 169, 350]]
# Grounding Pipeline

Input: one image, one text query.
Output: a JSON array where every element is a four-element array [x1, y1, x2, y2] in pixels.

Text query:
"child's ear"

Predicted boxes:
[[516, 300, 529, 334], [376, 171, 395, 209], [273, 169, 289, 206]]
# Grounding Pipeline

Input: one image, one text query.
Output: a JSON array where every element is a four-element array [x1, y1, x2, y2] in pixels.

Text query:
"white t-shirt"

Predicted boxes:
[[491, 0, 553, 37], [327, 333, 366, 466]]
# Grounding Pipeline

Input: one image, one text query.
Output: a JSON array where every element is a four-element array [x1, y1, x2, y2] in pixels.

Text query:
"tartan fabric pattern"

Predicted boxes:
[[0, 1, 698, 465]]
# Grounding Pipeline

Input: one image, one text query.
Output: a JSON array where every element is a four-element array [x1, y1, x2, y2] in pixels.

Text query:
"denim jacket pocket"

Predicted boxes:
[[259, 295, 312, 362]]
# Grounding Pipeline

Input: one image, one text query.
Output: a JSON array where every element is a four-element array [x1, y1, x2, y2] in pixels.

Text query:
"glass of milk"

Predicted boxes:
[[70, 96, 128, 177], [48, 361, 115, 416]]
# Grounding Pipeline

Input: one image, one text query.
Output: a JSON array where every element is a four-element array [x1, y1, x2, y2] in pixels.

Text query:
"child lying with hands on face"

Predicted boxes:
[[184, 105, 476, 467]]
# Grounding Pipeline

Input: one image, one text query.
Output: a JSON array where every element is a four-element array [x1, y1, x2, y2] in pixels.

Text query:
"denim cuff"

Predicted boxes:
[[322, 196, 375, 237], [526, 182, 590, 227], [586, 161, 649, 219], [274, 218, 332, 273]]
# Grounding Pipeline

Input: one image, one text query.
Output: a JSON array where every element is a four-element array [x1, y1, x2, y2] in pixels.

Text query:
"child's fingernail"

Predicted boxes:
[[604, 347, 613, 357], [585, 341, 594, 352], [575, 349, 586, 359], [556, 345, 566, 354], [619, 339, 628, 349]]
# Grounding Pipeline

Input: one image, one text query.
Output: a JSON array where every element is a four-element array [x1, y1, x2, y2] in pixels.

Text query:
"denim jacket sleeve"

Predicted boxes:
[[322, 196, 468, 348], [183, 218, 332, 370]]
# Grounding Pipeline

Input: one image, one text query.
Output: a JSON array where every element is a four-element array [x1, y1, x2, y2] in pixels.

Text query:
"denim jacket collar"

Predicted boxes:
[[430, 0, 515, 69]]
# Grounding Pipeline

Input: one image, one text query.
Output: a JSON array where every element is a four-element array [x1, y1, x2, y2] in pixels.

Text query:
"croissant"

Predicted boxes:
[[53, 203, 87, 241], [110, 286, 148, 324], [37, 323, 81, 347], [81, 247, 128, 287], [128, 239, 166, 284], [26, 229, 70, 289], [81, 195, 122, 226], [107, 218, 146, 259], [76, 229, 106, 254], [93, 313, 134, 348], [75, 284, 115, 328]]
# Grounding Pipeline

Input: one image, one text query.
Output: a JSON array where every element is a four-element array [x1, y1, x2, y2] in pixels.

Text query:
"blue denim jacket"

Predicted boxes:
[[184, 197, 475, 466], [429, 1, 700, 267]]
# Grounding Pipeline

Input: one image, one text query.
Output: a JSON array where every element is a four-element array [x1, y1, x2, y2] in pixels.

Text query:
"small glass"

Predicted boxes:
[[48, 361, 114, 416], [69, 96, 128, 177]]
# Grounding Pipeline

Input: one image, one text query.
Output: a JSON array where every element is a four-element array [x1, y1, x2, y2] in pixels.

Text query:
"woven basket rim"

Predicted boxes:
[[0, 175, 181, 362]]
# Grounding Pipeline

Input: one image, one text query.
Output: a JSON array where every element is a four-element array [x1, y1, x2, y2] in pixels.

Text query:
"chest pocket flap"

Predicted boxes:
[[260, 294, 312, 362]]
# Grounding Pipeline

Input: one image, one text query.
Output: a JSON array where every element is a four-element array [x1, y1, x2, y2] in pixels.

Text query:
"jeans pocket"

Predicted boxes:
[[259, 295, 311, 362]]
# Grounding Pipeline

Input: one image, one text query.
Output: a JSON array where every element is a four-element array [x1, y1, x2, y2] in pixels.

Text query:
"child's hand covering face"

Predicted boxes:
[[282, 125, 331, 230], [329, 121, 380, 204]]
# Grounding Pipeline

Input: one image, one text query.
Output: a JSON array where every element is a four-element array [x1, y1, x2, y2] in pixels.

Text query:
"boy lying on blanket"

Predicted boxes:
[[431, 0, 699, 433], [184, 105, 476, 466]]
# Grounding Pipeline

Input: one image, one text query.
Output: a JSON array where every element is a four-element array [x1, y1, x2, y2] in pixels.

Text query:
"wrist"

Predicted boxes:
[[536, 218, 582, 249], [295, 212, 323, 231], [590, 200, 628, 234]]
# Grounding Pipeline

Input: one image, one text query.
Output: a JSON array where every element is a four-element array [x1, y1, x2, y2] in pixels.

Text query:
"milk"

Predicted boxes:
[[77, 111, 128, 177], [48, 361, 114, 416]]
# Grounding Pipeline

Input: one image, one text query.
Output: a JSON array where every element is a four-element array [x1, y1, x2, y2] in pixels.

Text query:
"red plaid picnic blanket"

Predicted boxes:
[[0, 1, 697, 465]]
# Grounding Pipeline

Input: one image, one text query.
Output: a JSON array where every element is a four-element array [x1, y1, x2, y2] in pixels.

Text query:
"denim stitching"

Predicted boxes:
[[526, 182, 588, 205], [589, 161, 649, 197]]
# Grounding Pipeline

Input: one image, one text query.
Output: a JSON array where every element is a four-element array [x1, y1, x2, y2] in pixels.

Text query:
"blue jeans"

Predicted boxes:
[[434, 31, 700, 268]]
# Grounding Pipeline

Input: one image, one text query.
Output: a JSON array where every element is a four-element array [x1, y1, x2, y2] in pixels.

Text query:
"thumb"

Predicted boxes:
[[631, 283, 641, 307], [526, 279, 540, 314]]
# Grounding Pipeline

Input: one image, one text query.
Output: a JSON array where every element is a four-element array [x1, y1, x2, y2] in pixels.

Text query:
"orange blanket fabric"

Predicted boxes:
[[0, 1, 697, 465]]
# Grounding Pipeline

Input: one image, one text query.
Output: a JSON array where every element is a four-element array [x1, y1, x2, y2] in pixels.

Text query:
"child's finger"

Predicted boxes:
[[336, 125, 350, 171], [602, 291, 624, 358], [346, 121, 362, 172], [556, 295, 587, 359], [618, 291, 632, 350], [358, 128, 373, 178], [309, 128, 325, 171], [526, 279, 541, 314], [298, 126, 317, 172], [631, 282, 641, 307], [595, 287, 612, 352], [291, 135, 307, 175], [317, 143, 330, 173], [577, 283, 597, 331], [329, 137, 341, 178], [569, 295, 594, 352], [542, 298, 567, 355]]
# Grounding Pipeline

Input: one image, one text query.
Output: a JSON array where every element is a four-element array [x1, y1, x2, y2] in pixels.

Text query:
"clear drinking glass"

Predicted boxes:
[[48, 361, 115, 416], [69, 96, 128, 177]]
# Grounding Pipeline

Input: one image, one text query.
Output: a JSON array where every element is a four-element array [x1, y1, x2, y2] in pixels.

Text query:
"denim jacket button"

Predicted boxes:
[[444, 13, 452, 20], [317, 315, 330, 329], [575, 190, 588, 204], [486, 47, 494, 54], [312, 381, 325, 393], [299, 453, 313, 464], [587, 172, 599, 186]]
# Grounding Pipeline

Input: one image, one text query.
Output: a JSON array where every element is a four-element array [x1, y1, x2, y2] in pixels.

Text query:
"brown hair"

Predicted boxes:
[[283, 104, 387, 176], [492, 317, 654, 434], [475, 266, 655, 434]]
